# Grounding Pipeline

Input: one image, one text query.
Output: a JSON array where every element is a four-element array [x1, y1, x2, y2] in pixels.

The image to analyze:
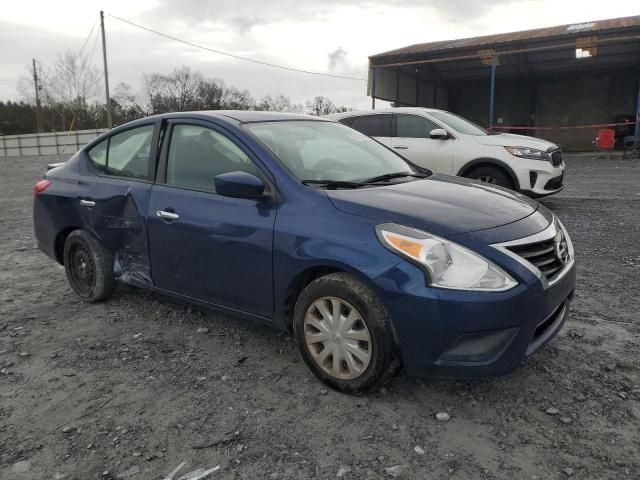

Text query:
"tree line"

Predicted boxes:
[[0, 51, 351, 135]]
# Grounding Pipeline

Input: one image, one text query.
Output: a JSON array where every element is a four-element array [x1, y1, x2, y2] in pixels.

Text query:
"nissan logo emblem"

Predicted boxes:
[[555, 231, 569, 265]]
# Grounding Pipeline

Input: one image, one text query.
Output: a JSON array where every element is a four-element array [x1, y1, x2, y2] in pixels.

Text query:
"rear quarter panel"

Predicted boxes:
[[33, 154, 84, 262]]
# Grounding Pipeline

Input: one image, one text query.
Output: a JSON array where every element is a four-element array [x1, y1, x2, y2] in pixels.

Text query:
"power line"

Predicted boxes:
[[78, 19, 98, 57], [88, 25, 101, 65], [107, 13, 367, 82]]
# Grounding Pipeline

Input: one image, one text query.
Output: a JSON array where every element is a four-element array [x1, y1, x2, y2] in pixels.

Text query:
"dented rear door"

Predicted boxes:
[[78, 122, 161, 284]]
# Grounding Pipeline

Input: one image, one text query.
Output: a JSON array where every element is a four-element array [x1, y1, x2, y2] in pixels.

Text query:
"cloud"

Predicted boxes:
[[229, 16, 264, 33], [0, 21, 83, 97], [327, 47, 348, 71], [2, 0, 638, 110], [149, 0, 518, 27]]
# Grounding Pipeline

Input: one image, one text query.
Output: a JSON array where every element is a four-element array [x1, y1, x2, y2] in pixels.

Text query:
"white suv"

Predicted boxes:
[[325, 107, 565, 197]]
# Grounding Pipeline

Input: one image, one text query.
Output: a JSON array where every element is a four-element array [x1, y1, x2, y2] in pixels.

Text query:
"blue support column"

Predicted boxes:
[[371, 67, 376, 110], [635, 78, 640, 137], [489, 56, 498, 130]]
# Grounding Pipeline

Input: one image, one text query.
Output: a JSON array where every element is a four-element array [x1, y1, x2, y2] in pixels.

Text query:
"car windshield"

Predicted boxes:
[[429, 111, 488, 136], [245, 120, 415, 183]]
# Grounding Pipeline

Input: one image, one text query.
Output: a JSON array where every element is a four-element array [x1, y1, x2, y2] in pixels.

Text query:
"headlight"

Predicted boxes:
[[504, 146, 549, 161], [377, 224, 517, 291]]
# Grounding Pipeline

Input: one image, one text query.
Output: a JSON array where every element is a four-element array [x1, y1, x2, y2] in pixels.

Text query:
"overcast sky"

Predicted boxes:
[[1, 0, 638, 109]]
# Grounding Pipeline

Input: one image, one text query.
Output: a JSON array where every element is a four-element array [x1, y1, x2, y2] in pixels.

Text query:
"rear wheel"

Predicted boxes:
[[466, 165, 514, 190], [63, 230, 116, 302], [293, 273, 401, 394]]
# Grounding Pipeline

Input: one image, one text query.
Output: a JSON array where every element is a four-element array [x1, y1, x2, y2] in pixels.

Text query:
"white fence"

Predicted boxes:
[[0, 129, 108, 157]]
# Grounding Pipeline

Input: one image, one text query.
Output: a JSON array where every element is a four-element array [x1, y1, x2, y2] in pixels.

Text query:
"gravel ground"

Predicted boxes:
[[1, 154, 639, 480]]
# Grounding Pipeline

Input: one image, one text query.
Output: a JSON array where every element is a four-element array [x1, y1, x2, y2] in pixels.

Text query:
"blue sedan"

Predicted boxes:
[[33, 111, 575, 393]]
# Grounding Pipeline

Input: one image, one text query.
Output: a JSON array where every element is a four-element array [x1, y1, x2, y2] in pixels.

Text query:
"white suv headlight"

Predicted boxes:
[[377, 224, 517, 292], [504, 146, 549, 161]]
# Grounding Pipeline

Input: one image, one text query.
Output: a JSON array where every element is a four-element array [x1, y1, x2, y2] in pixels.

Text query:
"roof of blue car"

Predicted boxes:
[[159, 110, 329, 123]]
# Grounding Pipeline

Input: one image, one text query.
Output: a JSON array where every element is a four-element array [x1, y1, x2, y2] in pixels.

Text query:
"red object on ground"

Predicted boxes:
[[595, 129, 616, 150]]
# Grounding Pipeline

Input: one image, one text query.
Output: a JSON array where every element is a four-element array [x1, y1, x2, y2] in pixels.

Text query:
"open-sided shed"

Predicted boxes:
[[368, 15, 640, 150]]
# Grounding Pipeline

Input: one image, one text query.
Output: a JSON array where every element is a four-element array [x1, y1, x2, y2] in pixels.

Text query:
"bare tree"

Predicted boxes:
[[163, 67, 203, 111], [112, 82, 146, 123], [46, 51, 101, 114], [222, 87, 254, 110], [141, 67, 221, 113], [13, 60, 355, 132], [305, 96, 337, 116], [16, 52, 102, 130], [140, 72, 167, 114], [196, 79, 225, 110], [256, 94, 303, 113]]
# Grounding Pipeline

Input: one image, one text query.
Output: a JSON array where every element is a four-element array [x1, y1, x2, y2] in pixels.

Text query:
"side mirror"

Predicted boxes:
[[429, 128, 449, 140], [214, 171, 265, 199]]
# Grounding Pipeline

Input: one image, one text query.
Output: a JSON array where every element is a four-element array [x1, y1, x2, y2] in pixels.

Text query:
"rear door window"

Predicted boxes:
[[396, 114, 441, 138], [349, 115, 392, 137], [88, 125, 155, 180]]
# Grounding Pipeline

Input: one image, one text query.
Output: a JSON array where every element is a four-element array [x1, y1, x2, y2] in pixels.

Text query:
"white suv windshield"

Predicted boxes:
[[245, 121, 414, 183], [429, 111, 488, 136]]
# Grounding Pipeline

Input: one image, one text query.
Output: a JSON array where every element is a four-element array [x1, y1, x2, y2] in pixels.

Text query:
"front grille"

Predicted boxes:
[[506, 237, 565, 280], [550, 150, 562, 167]]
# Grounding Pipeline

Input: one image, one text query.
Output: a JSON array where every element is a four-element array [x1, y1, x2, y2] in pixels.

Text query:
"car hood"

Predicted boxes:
[[473, 132, 557, 150], [326, 174, 539, 238]]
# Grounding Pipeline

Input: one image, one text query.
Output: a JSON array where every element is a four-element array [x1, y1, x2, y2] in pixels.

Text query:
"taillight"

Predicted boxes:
[[33, 179, 51, 196]]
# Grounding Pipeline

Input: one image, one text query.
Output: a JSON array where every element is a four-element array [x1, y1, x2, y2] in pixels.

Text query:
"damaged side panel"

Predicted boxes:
[[77, 152, 154, 285]]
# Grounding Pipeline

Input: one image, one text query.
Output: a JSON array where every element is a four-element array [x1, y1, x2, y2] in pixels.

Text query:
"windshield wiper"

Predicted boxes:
[[301, 179, 367, 189], [360, 172, 427, 184], [302, 172, 428, 189]]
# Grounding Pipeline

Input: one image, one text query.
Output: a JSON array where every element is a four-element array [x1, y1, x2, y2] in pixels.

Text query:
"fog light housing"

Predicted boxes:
[[438, 328, 518, 364]]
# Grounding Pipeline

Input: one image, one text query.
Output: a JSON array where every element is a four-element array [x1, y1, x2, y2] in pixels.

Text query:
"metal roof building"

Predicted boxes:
[[368, 15, 640, 150]]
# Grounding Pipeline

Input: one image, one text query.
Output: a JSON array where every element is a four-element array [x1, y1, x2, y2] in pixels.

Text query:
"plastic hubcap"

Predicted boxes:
[[303, 297, 372, 380]]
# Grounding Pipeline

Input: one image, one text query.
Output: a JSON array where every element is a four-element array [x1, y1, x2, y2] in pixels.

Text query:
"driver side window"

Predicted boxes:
[[396, 114, 440, 139], [88, 125, 155, 179], [166, 125, 259, 193]]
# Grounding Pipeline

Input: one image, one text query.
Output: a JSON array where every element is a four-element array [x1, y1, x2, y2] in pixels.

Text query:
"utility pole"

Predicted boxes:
[[32, 58, 42, 133], [100, 10, 112, 129]]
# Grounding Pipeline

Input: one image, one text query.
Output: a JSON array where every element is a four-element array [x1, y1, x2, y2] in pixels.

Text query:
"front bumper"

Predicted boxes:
[[520, 171, 564, 198], [516, 162, 565, 197], [375, 248, 576, 379]]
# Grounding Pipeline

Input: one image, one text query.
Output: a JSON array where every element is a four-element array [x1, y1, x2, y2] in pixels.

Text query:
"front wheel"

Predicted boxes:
[[63, 230, 116, 302], [293, 273, 401, 394], [466, 165, 514, 190]]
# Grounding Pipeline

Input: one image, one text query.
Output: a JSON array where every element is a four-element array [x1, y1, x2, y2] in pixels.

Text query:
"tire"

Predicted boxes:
[[466, 165, 514, 190], [293, 273, 401, 394], [63, 230, 116, 302]]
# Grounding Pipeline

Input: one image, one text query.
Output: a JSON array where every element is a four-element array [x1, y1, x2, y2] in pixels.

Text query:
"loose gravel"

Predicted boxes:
[[1, 153, 639, 479]]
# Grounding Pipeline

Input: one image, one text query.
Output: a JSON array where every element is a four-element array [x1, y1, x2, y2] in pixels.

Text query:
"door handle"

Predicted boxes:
[[393, 145, 408, 150], [156, 210, 180, 220], [79, 199, 95, 207]]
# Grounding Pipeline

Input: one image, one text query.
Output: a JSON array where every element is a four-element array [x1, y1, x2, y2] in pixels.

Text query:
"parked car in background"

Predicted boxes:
[[326, 107, 565, 197], [33, 111, 575, 393]]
